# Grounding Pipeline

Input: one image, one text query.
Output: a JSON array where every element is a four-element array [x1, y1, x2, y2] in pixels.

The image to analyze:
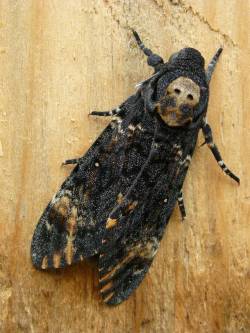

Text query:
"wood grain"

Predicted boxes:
[[0, 1, 249, 332]]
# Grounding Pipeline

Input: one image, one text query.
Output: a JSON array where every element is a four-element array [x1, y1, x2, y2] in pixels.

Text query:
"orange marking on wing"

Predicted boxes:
[[103, 291, 115, 303], [41, 256, 48, 269], [126, 201, 138, 212], [54, 196, 70, 217], [99, 252, 134, 283], [138, 241, 158, 259], [53, 253, 61, 268], [60, 195, 70, 206], [67, 206, 77, 235], [100, 281, 113, 293], [130, 238, 159, 259], [117, 193, 124, 204], [64, 237, 75, 265], [106, 218, 117, 229], [99, 240, 158, 282]]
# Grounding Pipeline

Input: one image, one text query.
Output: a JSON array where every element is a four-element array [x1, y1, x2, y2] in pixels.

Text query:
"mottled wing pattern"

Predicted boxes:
[[98, 125, 199, 305], [31, 93, 150, 270]]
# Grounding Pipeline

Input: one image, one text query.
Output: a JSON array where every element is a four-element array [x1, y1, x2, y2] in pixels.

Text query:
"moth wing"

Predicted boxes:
[[31, 93, 146, 270], [98, 141, 194, 305], [31, 122, 118, 269], [99, 232, 161, 305]]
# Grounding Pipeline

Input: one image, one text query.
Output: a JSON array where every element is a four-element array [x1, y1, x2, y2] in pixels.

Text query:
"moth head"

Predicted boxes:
[[153, 48, 208, 127]]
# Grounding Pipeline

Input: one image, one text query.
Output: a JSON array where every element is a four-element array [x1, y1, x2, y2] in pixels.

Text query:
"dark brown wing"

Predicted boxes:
[[31, 92, 151, 270], [98, 123, 199, 305]]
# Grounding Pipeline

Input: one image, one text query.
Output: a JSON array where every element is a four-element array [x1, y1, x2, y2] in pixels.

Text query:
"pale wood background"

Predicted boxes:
[[0, 1, 249, 332]]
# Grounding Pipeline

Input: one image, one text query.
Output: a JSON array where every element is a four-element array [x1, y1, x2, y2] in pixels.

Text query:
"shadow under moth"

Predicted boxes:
[[31, 30, 239, 305]]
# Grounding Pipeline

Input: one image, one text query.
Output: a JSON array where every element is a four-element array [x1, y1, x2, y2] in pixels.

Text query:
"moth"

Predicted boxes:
[[31, 30, 239, 305]]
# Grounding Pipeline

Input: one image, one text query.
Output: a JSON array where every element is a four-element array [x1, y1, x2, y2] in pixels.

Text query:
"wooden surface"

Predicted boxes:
[[0, 1, 249, 332]]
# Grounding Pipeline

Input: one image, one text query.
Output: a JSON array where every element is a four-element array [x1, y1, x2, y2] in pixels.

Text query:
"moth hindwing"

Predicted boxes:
[[31, 30, 239, 306]]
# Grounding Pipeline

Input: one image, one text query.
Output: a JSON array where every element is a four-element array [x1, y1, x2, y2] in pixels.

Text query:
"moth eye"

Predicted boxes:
[[174, 88, 181, 94], [187, 94, 194, 100]]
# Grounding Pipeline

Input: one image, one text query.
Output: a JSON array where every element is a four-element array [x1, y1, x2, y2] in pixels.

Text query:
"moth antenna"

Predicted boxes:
[[132, 29, 152, 56], [206, 47, 223, 83], [132, 29, 164, 72]]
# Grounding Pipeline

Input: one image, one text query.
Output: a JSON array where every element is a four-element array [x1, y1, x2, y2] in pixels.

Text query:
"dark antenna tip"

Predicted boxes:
[[217, 47, 223, 55], [131, 29, 142, 46]]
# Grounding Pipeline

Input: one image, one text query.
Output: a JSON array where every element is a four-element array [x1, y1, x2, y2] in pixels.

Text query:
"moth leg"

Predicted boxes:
[[89, 107, 122, 117], [177, 190, 186, 221], [62, 158, 80, 165], [202, 122, 240, 184], [206, 47, 223, 83], [132, 30, 164, 72]]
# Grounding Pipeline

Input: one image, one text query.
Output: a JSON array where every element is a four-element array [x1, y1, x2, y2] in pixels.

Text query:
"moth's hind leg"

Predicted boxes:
[[132, 30, 164, 72], [177, 190, 186, 221], [202, 121, 240, 184]]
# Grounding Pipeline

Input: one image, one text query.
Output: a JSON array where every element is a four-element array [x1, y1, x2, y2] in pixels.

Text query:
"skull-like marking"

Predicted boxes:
[[156, 76, 200, 126]]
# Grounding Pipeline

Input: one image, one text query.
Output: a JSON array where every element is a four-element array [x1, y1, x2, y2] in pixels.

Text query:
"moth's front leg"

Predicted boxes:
[[89, 106, 122, 117], [202, 121, 240, 184], [177, 190, 186, 221], [63, 107, 124, 166], [62, 158, 80, 165]]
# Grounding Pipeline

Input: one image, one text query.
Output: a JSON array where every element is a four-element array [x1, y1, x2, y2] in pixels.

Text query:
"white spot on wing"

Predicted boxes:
[[46, 221, 52, 231], [128, 124, 136, 131]]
